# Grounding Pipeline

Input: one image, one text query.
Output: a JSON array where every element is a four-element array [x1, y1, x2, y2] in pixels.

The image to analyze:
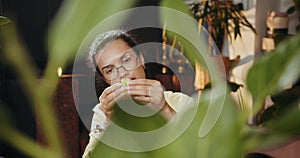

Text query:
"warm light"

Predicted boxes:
[[162, 67, 167, 74], [57, 67, 63, 77], [198, 18, 203, 34], [162, 22, 167, 51], [162, 22, 167, 38], [178, 66, 184, 74]]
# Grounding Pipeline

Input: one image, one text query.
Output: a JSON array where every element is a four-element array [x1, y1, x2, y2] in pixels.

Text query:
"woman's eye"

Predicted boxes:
[[123, 57, 132, 63], [104, 69, 113, 75]]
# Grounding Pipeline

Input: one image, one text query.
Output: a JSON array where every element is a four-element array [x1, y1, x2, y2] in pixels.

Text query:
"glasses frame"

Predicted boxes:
[[96, 53, 140, 81]]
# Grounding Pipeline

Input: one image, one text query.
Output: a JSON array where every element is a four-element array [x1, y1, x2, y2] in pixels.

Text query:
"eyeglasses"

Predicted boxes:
[[99, 53, 139, 80]]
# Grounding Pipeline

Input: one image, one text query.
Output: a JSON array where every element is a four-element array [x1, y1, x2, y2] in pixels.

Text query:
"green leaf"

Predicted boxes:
[[47, 0, 137, 68], [287, 6, 296, 14], [0, 16, 12, 25], [247, 34, 300, 113], [2, 24, 65, 157], [159, 0, 206, 66], [0, 103, 13, 129], [194, 91, 243, 158], [0, 126, 59, 158], [245, 107, 300, 151], [90, 90, 244, 158], [242, 126, 291, 151], [160, 0, 193, 17], [267, 107, 300, 135]]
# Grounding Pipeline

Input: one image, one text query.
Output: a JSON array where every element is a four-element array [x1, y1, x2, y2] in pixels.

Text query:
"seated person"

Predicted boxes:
[[83, 29, 193, 157]]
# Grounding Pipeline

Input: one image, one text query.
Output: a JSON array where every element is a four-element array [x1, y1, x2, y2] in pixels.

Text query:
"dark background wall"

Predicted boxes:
[[0, 0, 161, 157], [0, 0, 62, 157]]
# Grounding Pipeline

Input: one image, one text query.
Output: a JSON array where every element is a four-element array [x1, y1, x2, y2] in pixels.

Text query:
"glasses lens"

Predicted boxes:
[[122, 56, 137, 71], [102, 55, 138, 80]]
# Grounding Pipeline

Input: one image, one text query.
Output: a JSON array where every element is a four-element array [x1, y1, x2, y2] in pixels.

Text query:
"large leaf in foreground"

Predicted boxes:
[[0, 16, 12, 25], [46, 0, 137, 85], [247, 34, 300, 112]]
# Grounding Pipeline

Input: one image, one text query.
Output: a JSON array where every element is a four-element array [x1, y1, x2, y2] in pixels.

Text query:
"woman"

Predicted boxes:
[[83, 30, 193, 157]]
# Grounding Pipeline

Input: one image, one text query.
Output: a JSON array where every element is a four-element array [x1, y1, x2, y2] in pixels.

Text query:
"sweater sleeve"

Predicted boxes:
[[82, 103, 108, 158], [163, 91, 194, 113]]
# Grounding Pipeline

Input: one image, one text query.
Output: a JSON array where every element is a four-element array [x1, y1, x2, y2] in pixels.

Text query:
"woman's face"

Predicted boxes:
[[95, 38, 146, 85]]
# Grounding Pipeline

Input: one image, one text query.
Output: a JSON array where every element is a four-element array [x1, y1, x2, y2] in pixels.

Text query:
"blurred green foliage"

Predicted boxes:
[[0, 16, 12, 26], [190, 0, 256, 52], [0, 0, 299, 158], [247, 33, 300, 114]]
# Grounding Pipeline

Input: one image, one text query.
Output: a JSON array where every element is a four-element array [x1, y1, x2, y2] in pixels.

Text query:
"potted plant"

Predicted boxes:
[[287, 0, 300, 32], [190, 0, 256, 55], [190, 0, 256, 91]]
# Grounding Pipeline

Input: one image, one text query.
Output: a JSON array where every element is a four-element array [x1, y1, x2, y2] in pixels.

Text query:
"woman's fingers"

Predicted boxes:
[[132, 95, 151, 104], [106, 86, 125, 104], [100, 83, 122, 98], [128, 87, 149, 96], [98, 79, 166, 118], [129, 78, 161, 86], [128, 79, 165, 109], [98, 83, 126, 117], [128, 79, 163, 96]]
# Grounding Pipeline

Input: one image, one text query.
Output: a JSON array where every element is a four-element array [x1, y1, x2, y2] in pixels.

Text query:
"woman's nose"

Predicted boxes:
[[117, 66, 129, 79]]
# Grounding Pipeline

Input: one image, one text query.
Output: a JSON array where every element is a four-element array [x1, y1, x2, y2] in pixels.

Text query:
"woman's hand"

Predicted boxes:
[[127, 79, 164, 108], [98, 83, 125, 119], [128, 79, 176, 119]]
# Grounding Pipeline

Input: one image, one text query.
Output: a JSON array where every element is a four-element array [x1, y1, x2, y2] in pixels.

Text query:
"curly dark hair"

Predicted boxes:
[[86, 29, 138, 73], [86, 29, 139, 98]]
